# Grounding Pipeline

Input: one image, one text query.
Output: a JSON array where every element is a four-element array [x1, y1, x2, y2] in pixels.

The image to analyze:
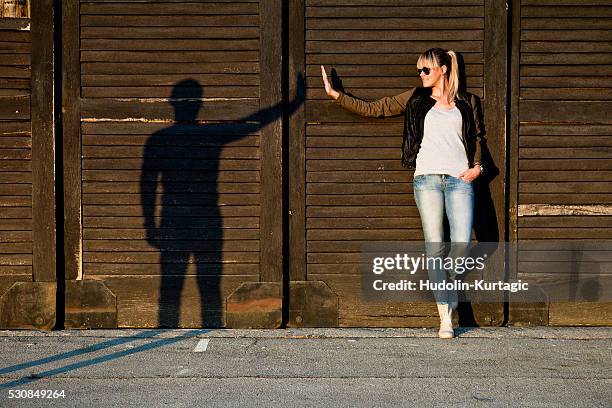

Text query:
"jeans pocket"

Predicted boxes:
[[413, 174, 425, 184]]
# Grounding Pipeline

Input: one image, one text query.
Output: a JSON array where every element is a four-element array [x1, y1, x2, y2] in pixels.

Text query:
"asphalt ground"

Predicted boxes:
[[0, 327, 610, 407]]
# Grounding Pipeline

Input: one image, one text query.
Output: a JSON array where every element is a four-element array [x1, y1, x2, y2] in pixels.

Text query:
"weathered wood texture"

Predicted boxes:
[[0, 18, 32, 297], [301, 0, 501, 326], [31, 0, 56, 282], [73, 0, 275, 327], [511, 0, 612, 325]]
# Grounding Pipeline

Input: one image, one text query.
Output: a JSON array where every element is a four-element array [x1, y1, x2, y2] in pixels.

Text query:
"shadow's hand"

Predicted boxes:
[[321, 65, 340, 100]]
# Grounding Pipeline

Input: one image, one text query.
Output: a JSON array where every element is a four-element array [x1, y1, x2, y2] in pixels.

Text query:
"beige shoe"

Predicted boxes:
[[437, 303, 454, 339]]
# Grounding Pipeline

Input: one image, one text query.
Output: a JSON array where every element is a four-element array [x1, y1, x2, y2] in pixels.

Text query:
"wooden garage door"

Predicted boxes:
[[288, 0, 507, 327], [510, 0, 612, 325], [63, 0, 284, 328]]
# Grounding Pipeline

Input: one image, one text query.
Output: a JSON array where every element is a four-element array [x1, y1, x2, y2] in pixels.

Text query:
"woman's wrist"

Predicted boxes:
[[329, 89, 340, 100]]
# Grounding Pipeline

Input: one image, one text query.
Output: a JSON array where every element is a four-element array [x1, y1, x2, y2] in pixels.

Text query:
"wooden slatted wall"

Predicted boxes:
[[76, 0, 265, 327], [0, 18, 32, 300], [303, 0, 487, 326], [511, 0, 612, 325]]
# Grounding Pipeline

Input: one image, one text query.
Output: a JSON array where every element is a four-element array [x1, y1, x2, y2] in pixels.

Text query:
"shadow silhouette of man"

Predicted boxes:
[[141, 77, 303, 328]]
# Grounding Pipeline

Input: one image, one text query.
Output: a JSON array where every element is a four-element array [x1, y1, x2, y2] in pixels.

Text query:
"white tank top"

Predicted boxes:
[[413, 106, 469, 178]]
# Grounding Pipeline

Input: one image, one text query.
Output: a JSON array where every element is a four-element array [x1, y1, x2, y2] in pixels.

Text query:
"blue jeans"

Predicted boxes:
[[412, 174, 474, 306]]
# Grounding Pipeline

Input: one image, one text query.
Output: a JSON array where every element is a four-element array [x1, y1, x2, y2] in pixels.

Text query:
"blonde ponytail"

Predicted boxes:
[[446, 50, 459, 104]]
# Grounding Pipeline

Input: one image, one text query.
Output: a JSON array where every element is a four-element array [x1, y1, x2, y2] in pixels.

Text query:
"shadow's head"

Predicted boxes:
[[170, 79, 203, 122]]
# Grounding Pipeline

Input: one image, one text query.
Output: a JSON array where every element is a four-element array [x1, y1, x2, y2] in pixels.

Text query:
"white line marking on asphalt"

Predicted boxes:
[[194, 339, 210, 352]]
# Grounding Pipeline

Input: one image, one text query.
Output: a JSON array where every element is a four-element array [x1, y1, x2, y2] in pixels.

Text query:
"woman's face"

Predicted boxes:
[[419, 65, 446, 88]]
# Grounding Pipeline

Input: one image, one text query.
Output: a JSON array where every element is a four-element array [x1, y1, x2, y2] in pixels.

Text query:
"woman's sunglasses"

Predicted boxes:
[[416, 67, 432, 76]]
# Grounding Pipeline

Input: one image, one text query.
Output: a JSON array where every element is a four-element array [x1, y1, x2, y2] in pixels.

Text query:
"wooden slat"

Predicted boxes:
[[84, 86, 258, 99], [519, 182, 612, 194], [520, 159, 612, 171], [83, 216, 259, 229], [307, 41, 483, 53], [519, 147, 612, 159], [519, 194, 612, 204], [520, 101, 612, 123], [520, 124, 612, 135], [521, 53, 612, 65], [306, 6, 483, 18], [519, 171, 612, 182], [306, 159, 405, 172], [81, 99, 261, 121], [305, 63, 483, 77], [307, 217, 422, 229], [307, 0, 483, 4], [84, 263, 259, 276], [82, 170, 260, 182], [81, 62, 260, 75], [0, 122, 30, 135], [0, 96, 29, 120], [82, 73, 258, 86], [521, 88, 612, 100], [307, 52, 483, 65], [307, 229, 424, 240], [80, 27, 259, 39], [83, 228, 259, 240], [83, 182, 260, 194], [522, 18, 612, 30], [81, 39, 259, 51], [81, 50, 259, 62], [81, 121, 261, 135], [306, 182, 410, 194], [82, 159, 259, 170], [82, 146, 259, 159], [306, 194, 414, 206], [81, 15, 259, 27], [522, 6, 612, 17], [306, 18, 484, 30], [84, 240, 260, 252], [307, 206, 419, 218], [307, 30, 483, 41], [0, 161, 31, 171], [80, 3, 259, 15], [83, 250, 259, 263], [82, 193, 260, 206], [307, 87, 484, 100], [307, 171, 410, 183], [82, 205, 259, 217], [0, 219, 32, 230], [518, 216, 612, 228], [82, 135, 260, 147]]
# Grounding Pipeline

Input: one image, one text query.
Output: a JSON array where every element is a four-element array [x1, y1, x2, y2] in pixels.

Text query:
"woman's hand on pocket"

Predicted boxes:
[[321, 65, 340, 100], [458, 166, 481, 183]]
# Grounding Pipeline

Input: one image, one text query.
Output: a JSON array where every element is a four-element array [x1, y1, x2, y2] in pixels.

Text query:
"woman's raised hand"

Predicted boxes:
[[321, 65, 340, 100]]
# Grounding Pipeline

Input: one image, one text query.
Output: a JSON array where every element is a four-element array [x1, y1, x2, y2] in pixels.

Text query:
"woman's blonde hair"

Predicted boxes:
[[416, 48, 460, 104]]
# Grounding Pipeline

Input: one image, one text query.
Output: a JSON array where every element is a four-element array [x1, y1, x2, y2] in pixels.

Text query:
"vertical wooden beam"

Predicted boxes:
[[484, 0, 508, 247], [62, 0, 82, 280], [30, 0, 56, 282], [259, 0, 283, 283], [473, 0, 507, 325], [509, 0, 520, 251], [288, 0, 306, 281]]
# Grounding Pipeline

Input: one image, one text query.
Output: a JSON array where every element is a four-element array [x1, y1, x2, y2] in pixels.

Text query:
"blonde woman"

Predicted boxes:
[[321, 48, 486, 338]]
